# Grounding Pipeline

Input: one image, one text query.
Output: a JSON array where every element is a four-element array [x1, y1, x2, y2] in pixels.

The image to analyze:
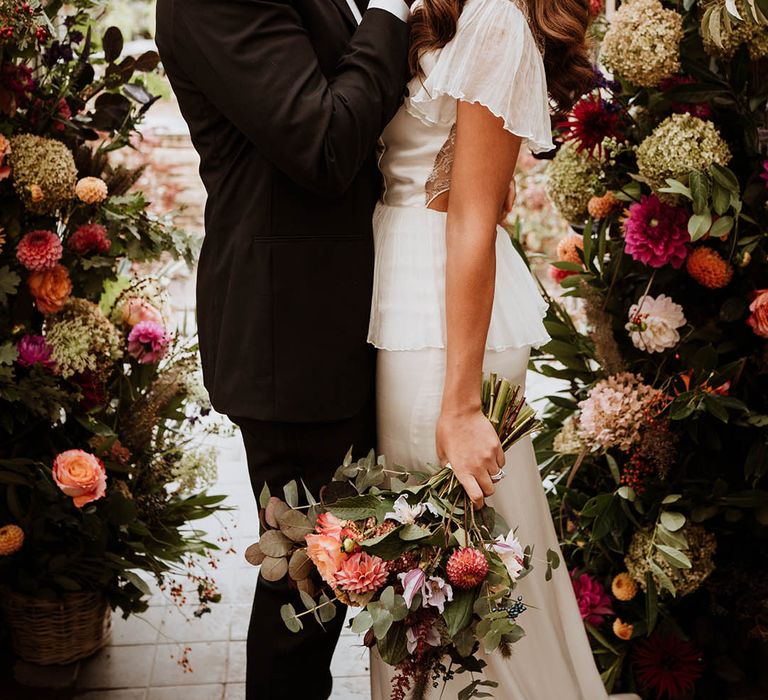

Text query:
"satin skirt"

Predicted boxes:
[[370, 346, 610, 700]]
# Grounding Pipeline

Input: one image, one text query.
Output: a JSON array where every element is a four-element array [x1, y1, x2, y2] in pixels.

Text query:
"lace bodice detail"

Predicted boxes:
[[378, 0, 554, 209]]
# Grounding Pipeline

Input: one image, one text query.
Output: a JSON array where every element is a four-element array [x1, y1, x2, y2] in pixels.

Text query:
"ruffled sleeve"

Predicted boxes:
[[407, 0, 554, 154]]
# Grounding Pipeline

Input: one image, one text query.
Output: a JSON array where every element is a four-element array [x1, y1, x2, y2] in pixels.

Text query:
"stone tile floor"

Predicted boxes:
[[68, 427, 371, 700]]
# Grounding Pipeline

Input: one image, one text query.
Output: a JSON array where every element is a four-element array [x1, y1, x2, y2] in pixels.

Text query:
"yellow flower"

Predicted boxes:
[[613, 618, 634, 641], [75, 176, 109, 204], [0, 524, 25, 555], [612, 572, 639, 601]]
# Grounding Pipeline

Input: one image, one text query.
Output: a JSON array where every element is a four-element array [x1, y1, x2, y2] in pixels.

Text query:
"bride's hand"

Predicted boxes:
[[436, 407, 506, 509]]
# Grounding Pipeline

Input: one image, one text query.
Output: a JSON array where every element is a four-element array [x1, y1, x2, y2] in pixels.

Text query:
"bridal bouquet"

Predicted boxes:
[[246, 376, 560, 700]]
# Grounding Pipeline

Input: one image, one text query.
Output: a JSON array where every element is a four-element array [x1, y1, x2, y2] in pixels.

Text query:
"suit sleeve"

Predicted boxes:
[[169, 0, 410, 195]]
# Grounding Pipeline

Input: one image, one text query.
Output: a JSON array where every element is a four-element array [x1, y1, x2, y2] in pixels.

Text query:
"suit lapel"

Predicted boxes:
[[327, 0, 359, 31]]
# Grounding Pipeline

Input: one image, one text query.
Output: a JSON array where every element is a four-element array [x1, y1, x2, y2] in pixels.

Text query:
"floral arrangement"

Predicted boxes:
[[246, 377, 559, 700], [0, 0, 226, 621], [532, 1, 768, 697]]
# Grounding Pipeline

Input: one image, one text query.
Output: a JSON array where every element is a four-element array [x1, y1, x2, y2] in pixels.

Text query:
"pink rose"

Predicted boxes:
[[314, 511, 344, 539], [122, 297, 163, 327], [305, 533, 347, 586], [747, 290, 768, 339], [52, 449, 107, 508]]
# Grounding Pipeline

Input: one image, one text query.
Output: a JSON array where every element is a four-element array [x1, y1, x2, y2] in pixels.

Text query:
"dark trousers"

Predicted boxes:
[[234, 403, 375, 700]]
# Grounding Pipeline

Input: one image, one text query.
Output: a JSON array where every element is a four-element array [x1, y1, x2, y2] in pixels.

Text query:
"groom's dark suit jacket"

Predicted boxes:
[[155, 0, 410, 422]]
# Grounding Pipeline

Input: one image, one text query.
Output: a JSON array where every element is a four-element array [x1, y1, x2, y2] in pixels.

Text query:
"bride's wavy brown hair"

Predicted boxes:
[[408, 0, 594, 116]]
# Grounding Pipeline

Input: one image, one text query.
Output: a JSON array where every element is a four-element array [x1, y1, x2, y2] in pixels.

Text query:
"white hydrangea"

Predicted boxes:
[[625, 294, 686, 353]]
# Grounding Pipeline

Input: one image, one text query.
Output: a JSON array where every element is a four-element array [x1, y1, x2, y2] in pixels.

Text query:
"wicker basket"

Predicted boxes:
[[1, 589, 111, 665]]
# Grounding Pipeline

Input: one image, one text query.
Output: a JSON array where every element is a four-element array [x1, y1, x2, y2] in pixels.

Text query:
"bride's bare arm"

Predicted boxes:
[[435, 100, 522, 509]]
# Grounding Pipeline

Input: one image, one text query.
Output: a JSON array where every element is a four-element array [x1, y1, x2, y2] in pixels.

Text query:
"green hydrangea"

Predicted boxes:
[[636, 113, 732, 191], [171, 447, 218, 494], [46, 298, 123, 379], [701, 0, 768, 60], [625, 524, 716, 597], [545, 142, 600, 223], [601, 0, 683, 88], [9, 134, 77, 215]]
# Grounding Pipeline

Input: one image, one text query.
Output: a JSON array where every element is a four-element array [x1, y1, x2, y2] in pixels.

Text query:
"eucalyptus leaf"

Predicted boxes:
[[259, 530, 293, 558], [261, 556, 289, 582], [280, 603, 302, 633]]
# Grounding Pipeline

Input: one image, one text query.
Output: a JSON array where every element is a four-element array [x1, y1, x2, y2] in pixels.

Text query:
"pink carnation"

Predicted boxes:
[[68, 223, 111, 255], [623, 195, 689, 269], [16, 334, 55, 370], [16, 230, 62, 271], [570, 569, 614, 626], [127, 320, 170, 364]]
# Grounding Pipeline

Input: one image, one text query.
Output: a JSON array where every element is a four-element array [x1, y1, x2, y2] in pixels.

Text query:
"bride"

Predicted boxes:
[[367, 0, 616, 696]]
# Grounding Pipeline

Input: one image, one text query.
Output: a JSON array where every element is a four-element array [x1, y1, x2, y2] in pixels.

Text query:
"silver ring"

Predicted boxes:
[[490, 468, 506, 482]]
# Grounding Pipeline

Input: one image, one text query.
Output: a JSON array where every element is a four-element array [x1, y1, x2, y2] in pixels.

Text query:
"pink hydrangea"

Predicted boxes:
[[68, 223, 111, 255], [16, 230, 62, 271], [623, 195, 689, 269], [570, 569, 614, 626], [16, 334, 55, 370], [127, 320, 170, 364], [578, 372, 662, 451]]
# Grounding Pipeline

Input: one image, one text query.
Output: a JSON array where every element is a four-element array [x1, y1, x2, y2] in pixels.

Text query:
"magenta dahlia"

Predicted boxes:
[[127, 320, 170, 364], [68, 223, 111, 255], [633, 632, 703, 699], [559, 94, 623, 156], [16, 334, 55, 370], [16, 230, 62, 271], [570, 569, 614, 626], [623, 194, 689, 269]]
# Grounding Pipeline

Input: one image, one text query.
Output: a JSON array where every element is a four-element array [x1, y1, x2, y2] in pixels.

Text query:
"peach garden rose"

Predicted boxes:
[[122, 297, 164, 327], [52, 449, 107, 508], [305, 533, 347, 586]]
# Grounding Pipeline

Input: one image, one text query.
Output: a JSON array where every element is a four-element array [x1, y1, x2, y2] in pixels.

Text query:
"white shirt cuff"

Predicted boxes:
[[367, 0, 410, 22]]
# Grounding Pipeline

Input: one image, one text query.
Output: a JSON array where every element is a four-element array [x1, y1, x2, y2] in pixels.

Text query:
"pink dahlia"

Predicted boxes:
[[446, 548, 489, 589], [68, 223, 111, 255], [570, 569, 614, 626], [127, 320, 170, 364], [334, 552, 388, 595], [16, 334, 55, 370], [623, 195, 689, 269], [16, 230, 62, 271]]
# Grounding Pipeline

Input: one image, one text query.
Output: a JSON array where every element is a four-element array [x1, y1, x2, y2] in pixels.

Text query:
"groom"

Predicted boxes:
[[155, 0, 411, 697]]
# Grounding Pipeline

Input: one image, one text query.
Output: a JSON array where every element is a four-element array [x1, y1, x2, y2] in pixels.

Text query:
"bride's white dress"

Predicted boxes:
[[366, 0, 611, 697]]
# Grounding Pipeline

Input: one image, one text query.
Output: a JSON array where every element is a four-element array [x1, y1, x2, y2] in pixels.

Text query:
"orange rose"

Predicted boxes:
[[52, 449, 107, 508], [305, 533, 347, 586], [747, 290, 768, 339], [122, 297, 163, 327], [28, 264, 72, 314]]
